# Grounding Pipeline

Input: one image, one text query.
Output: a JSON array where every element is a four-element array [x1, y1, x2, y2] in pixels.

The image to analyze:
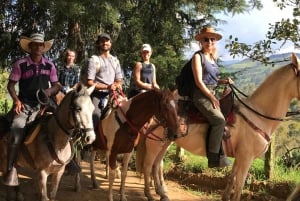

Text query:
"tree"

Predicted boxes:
[[226, 0, 300, 64], [0, 0, 262, 89]]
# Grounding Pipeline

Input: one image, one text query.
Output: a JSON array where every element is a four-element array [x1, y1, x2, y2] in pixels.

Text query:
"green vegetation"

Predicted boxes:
[[164, 143, 300, 185]]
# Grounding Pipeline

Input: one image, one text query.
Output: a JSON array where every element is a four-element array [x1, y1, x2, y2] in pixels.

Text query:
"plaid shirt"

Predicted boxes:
[[58, 64, 80, 92]]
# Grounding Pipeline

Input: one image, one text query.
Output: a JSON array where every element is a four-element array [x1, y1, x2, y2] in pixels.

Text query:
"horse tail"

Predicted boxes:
[[135, 134, 146, 175]]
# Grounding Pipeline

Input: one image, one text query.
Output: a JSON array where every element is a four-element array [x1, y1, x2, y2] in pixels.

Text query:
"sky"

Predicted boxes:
[[185, 0, 298, 61]]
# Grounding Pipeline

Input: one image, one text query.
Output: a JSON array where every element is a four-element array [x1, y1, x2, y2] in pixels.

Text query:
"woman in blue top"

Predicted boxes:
[[192, 27, 233, 168], [129, 44, 159, 98]]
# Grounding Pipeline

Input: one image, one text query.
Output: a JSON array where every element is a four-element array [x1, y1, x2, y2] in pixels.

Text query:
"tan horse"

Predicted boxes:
[[89, 89, 179, 201], [0, 84, 96, 201], [136, 53, 300, 201]]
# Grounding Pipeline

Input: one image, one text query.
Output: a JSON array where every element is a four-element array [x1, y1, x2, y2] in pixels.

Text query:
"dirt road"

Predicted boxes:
[[0, 161, 217, 201]]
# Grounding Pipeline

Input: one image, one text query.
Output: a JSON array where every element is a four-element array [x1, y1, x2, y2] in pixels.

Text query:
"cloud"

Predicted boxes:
[[216, 1, 296, 60]]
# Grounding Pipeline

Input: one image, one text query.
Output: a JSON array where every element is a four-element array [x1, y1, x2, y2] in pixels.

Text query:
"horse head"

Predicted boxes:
[[156, 89, 179, 136], [56, 84, 96, 145]]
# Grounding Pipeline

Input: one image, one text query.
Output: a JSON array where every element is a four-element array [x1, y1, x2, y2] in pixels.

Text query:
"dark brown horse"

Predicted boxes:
[[0, 84, 96, 201], [89, 89, 179, 201]]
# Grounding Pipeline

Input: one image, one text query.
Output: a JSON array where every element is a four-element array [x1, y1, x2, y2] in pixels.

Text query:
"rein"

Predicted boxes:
[[230, 63, 300, 121], [49, 91, 93, 165], [112, 90, 167, 142], [230, 84, 284, 121]]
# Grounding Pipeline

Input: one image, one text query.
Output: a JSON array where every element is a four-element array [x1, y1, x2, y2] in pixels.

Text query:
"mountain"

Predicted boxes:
[[219, 52, 300, 95]]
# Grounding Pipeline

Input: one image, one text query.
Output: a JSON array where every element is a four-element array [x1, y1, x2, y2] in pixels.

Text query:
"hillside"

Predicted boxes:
[[220, 52, 300, 95]]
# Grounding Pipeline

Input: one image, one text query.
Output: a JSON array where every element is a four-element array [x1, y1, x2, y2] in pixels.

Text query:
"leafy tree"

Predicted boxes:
[[226, 0, 300, 64], [0, 0, 262, 90]]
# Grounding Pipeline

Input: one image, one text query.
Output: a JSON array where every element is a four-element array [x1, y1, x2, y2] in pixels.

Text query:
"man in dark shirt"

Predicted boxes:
[[3, 33, 61, 186]]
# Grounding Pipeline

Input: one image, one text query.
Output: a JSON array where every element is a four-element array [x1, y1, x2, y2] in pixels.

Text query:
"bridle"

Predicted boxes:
[[232, 63, 300, 122], [112, 90, 170, 141], [54, 91, 94, 140]]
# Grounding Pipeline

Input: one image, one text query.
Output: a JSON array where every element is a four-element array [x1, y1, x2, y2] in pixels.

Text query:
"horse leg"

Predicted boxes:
[[222, 161, 238, 201], [6, 186, 24, 201], [119, 151, 134, 201], [144, 140, 170, 201], [158, 160, 168, 193], [74, 149, 81, 192], [222, 155, 254, 201], [152, 142, 170, 201], [108, 155, 116, 201], [90, 149, 99, 189], [49, 168, 65, 201], [37, 170, 49, 201]]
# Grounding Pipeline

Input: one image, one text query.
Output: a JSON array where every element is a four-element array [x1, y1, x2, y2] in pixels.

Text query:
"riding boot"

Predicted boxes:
[[207, 151, 221, 168], [3, 144, 19, 186]]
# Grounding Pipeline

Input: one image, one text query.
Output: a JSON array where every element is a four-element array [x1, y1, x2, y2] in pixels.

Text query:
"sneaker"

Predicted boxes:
[[219, 155, 232, 167]]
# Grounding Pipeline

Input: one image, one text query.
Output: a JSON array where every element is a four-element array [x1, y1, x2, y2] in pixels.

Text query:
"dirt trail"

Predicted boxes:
[[0, 161, 217, 201]]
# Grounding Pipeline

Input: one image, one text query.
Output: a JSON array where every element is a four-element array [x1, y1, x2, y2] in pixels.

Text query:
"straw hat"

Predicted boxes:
[[19, 33, 54, 54], [195, 27, 222, 41]]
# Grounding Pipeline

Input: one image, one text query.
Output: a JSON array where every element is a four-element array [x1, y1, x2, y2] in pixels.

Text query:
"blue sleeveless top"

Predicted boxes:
[[132, 62, 154, 90], [201, 54, 219, 86]]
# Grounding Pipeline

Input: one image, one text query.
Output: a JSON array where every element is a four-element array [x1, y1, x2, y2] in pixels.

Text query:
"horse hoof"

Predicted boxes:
[[160, 197, 169, 201], [16, 193, 24, 201]]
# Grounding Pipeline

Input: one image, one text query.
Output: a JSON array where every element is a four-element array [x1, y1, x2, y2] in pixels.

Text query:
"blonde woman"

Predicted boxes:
[[191, 27, 233, 168]]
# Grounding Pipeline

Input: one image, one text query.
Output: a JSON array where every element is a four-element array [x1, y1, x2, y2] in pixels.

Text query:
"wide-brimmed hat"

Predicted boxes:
[[195, 27, 222, 41], [141, 44, 152, 52], [20, 33, 54, 54]]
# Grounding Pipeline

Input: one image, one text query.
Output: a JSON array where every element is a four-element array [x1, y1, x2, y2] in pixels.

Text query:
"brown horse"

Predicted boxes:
[[136, 53, 300, 201], [89, 89, 179, 201], [0, 84, 96, 201]]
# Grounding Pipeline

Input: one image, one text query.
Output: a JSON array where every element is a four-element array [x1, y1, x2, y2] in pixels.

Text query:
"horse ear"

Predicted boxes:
[[87, 84, 96, 95], [292, 53, 299, 68]]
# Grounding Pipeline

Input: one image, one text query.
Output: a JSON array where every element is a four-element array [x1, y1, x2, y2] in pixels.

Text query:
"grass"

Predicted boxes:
[[164, 144, 300, 186]]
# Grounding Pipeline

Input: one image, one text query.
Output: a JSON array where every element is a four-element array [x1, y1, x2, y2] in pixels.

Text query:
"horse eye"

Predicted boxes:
[[73, 105, 81, 111]]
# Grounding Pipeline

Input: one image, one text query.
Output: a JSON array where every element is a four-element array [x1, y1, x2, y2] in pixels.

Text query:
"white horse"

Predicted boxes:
[[0, 84, 96, 201], [136, 53, 300, 201]]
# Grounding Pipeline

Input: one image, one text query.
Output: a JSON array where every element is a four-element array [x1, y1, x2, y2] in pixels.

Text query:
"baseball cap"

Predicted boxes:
[[141, 44, 152, 52]]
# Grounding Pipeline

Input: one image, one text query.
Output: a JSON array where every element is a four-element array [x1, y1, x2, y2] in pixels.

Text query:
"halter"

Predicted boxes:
[[54, 91, 94, 139], [49, 91, 93, 165], [112, 90, 170, 140]]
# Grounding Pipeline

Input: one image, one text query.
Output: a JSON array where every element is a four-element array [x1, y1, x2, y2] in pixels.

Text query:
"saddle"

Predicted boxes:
[[178, 87, 235, 129], [0, 108, 51, 143]]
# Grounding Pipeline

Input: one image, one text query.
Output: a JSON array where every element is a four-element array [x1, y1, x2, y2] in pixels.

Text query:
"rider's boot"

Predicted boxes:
[[207, 146, 231, 168], [3, 144, 19, 186]]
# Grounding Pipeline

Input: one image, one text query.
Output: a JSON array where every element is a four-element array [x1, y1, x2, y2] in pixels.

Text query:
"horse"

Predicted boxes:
[[135, 53, 300, 201], [0, 84, 96, 201], [88, 89, 179, 201], [287, 184, 300, 201]]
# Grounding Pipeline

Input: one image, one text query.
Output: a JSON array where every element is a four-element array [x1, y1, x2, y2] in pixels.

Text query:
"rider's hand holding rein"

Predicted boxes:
[[218, 77, 234, 85], [14, 100, 23, 114]]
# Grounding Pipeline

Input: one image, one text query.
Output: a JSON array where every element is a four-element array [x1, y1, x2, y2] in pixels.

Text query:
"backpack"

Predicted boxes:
[[175, 51, 203, 97], [80, 55, 119, 86]]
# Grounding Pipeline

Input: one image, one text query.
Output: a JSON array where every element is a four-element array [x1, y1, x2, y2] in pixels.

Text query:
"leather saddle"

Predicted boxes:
[[178, 87, 235, 126]]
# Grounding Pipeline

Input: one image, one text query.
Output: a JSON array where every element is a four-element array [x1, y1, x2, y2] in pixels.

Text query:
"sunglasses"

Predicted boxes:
[[203, 38, 216, 42]]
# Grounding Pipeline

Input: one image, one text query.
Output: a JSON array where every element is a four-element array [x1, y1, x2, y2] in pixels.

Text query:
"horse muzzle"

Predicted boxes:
[[83, 128, 96, 144]]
